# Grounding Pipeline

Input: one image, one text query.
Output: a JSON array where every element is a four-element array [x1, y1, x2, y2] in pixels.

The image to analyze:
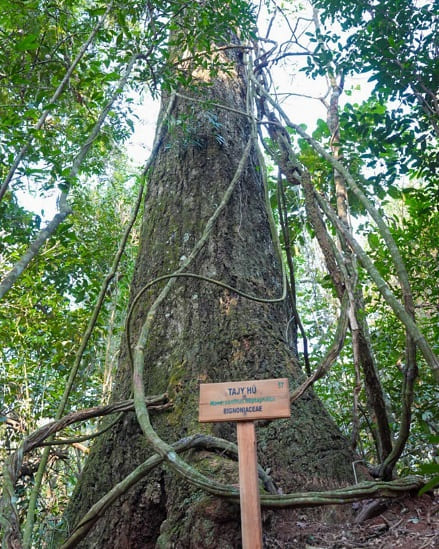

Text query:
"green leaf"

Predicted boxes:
[[419, 462, 439, 475], [87, 7, 107, 16], [367, 233, 380, 249], [16, 35, 39, 51], [419, 476, 439, 495]]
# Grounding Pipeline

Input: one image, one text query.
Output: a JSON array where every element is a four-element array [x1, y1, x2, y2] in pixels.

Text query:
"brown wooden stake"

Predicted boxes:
[[199, 378, 290, 546], [237, 421, 263, 549]]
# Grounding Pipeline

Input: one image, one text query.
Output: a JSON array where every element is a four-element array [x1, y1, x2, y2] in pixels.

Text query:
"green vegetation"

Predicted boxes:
[[0, 0, 437, 546]]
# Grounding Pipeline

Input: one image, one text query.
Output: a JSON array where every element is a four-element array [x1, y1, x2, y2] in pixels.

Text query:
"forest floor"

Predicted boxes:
[[267, 493, 438, 548]]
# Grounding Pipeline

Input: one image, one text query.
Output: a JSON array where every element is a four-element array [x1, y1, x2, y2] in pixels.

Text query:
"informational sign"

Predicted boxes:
[[199, 378, 290, 422], [198, 378, 291, 549]]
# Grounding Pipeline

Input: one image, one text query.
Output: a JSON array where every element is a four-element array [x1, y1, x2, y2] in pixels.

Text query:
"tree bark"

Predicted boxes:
[[63, 49, 357, 548]]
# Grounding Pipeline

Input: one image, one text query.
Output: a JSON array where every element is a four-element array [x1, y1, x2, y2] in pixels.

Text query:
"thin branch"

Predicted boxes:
[[290, 292, 349, 403], [313, 190, 439, 382], [378, 341, 418, 478], [0, 54, 139, 301], [2, 395, 167, 489], [276, 171, 310, 372], [0, 201, 72, 300]]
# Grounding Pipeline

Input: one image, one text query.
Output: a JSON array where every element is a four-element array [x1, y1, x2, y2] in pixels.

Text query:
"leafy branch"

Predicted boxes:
[[0, 54, 138, 301], [0, 2, 114, 203]]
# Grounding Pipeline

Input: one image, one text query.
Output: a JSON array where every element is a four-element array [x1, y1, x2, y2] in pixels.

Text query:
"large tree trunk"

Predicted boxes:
[[63, 48, 356, 548]]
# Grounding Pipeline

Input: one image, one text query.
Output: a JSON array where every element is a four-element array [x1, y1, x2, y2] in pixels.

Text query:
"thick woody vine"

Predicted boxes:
[[251, 31, 438, 481]]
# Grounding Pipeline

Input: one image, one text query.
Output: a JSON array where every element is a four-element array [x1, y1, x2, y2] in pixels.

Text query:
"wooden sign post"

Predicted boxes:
[[199, 378, 291, 549]]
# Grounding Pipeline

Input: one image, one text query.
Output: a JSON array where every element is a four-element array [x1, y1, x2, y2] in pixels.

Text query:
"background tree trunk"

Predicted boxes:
[[63, 49, 357, 548]]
